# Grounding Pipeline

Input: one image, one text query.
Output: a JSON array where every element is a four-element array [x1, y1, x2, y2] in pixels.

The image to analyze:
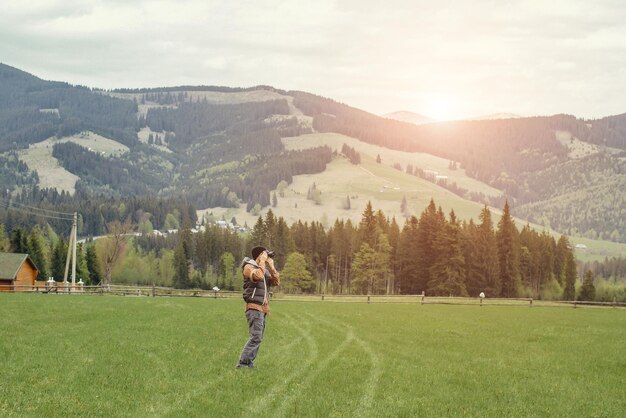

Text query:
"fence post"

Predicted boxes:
[[322, 295, 325, 301], [152, 283, 156, 297], [367, 295, 370, 304], [573, 301, 577, 309], [421, 291, 425, 305], [530, 298, 533, 307]]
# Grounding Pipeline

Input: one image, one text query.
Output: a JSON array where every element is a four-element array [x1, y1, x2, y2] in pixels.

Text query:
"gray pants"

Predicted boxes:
[[238, 309, 266, 366]]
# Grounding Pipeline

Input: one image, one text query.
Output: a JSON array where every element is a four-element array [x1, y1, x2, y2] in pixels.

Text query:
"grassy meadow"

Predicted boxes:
[[1, 294, 625, 417]]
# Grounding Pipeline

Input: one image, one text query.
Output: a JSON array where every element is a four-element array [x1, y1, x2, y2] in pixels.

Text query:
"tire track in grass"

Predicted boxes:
[[272, 326, 355, 417], [304, 312, 382, 418], [246, 312, 319, 413], [352, 331, 382, 417], [161, 312, 308, 417]]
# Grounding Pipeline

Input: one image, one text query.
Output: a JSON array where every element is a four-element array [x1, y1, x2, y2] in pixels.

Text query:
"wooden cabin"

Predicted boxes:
[[0, 253, 39, 291]]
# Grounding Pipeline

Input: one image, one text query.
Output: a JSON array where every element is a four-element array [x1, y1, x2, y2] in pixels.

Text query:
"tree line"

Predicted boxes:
[[3, 199, 621, 301], [0, 185, 197, 237]]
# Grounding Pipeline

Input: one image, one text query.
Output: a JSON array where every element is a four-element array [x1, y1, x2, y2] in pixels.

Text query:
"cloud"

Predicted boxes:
[[1, 0, 625, 118]]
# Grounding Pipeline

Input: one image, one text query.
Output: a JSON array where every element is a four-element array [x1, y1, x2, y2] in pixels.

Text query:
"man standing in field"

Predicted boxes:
[[237, 246, 280, 369]]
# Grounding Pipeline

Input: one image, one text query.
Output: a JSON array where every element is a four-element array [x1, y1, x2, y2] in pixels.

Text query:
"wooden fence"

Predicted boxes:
[[3, 283, 625, 309]]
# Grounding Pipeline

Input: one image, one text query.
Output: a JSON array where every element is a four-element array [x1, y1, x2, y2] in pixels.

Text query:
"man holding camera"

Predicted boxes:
[[237, 246, 280, 369]]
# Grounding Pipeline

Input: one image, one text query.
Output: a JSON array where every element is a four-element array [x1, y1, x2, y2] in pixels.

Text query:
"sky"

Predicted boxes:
[[1, 0, 626, 121]]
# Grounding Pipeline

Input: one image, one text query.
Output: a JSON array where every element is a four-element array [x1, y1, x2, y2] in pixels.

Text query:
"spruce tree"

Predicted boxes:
[[27, 226, 48, 280], [397, 216, 420, 294], [85, 244, 102, 285], [496, 201, 520, 297], [0, 224, 8, 251], [10, 227, 28, 253], [414, 199, 442, 294], [264, 209, 277, 248], [250, 216, 267, 247], [578, 270, 596, 301], [554, 236, 570, 285], [563, 250, 577, 300], [51, 237, 67, 281], [466, 206, 500, 297], [272, 217, 294, 268], [173, 241, 190, 288], [358, 201, 379, 248], [427, 210, 467, 296]]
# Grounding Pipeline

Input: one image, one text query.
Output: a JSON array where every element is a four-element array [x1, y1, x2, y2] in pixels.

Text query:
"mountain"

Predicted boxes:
[[466, 112, 522, 120], [1, 63, 625, 244], [383, 111, 435, 125]]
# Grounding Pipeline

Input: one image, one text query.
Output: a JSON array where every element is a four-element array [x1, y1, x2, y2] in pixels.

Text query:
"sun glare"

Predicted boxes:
[[423, 93, 458, 121]]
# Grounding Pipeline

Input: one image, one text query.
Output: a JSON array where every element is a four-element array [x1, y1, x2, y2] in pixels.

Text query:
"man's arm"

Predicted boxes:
[[245, 252, 268, 281], [266, 257, 280, 286]]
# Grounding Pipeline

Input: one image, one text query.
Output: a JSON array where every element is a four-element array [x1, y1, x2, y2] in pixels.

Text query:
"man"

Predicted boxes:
[[237, 246, 280, 369]]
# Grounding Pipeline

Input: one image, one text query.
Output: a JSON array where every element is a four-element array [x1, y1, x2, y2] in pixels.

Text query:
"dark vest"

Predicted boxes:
[[241, 257, 271, 305]]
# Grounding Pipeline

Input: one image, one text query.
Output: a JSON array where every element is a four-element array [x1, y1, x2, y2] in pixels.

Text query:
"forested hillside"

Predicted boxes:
[[0, 63, 139, 151], [290, 91, 626, 242], [1, 63, 624, 242]]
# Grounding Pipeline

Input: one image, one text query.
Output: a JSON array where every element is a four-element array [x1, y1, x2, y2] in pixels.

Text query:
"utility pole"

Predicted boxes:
[[63, 212, 78, 287], [72, 211, 77, 286]]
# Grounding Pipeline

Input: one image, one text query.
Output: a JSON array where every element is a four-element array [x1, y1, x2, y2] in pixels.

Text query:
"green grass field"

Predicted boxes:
[[2, 294, 624, 417]]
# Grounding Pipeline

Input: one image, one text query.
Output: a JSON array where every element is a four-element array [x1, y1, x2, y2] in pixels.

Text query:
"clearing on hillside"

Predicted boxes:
[[17, 131, 129, 194]]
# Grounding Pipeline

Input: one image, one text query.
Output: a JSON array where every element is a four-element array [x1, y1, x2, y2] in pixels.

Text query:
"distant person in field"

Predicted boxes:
[[237, 246, 280, 369]]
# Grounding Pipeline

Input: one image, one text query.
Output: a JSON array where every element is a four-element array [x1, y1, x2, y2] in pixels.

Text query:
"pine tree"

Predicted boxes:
[[10, 227, 28, 253], [554, 235, 570, 285], [466, 206, 500, 297], [0, 224, 9, 251], [86, 244, 102, 285], [428, 210, 467, 296], [250, 216, 267, 247], [272, 217, 293, 269], [173, 241, 190, 288], [578, 270, 596, 301], [400, 196, 407, 215], [396, 216, 420, 294], [25, 226, 47, 280], [387, 217, 401, 294], [51, 237, 67, 281], [496, 201, 520, 297], [562, 250, 577, 300], [75, 243, 90, 283], [358, 201, 379, 248], [264, 209, 277, 248], [413, 199, 442, 294]]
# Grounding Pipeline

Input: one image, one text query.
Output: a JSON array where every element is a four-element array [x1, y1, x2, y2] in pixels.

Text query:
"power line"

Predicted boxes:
[[0, 200, 74, 221], [7, 200, 74, 217]]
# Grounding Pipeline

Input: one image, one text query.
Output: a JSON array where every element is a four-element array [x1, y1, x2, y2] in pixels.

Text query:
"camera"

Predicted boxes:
[[266, 250, 275, 258]]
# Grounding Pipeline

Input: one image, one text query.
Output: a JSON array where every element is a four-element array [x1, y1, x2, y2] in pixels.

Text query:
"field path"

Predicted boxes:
[[306, 313, 382, 417], [246, 313, 319, 413], [271, 317, 355, 417]]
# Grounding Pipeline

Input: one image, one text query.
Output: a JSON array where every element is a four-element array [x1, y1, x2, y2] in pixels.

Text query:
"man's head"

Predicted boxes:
[[251, 246, 267, 260]]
